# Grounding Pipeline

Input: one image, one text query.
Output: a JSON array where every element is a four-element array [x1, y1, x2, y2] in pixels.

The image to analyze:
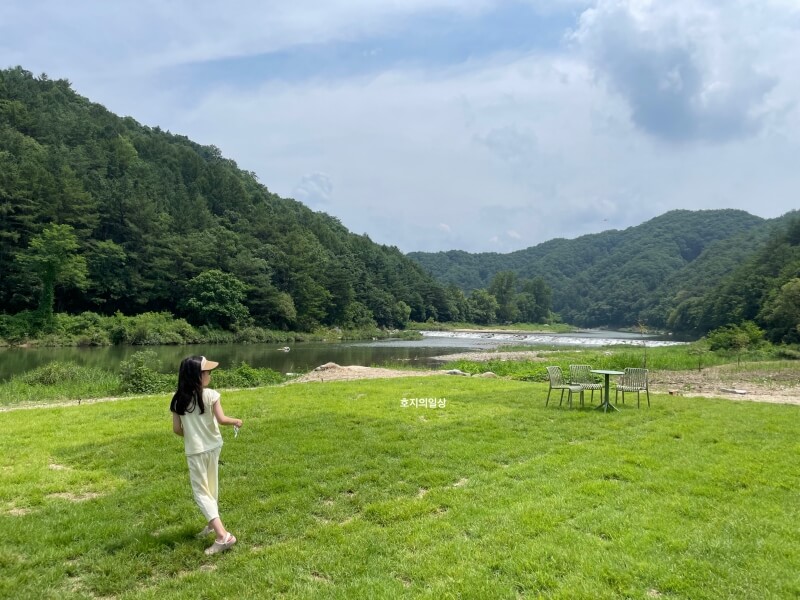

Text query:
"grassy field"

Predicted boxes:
[[1, 377, 799, 599]]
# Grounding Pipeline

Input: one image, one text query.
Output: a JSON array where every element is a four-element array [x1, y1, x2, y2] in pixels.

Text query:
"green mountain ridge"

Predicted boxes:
[[410, 208, 800, 338], [0, 67, 460, 330]]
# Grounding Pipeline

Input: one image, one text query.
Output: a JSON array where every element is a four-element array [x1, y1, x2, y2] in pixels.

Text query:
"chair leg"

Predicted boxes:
[[559, 389, 565, 407], [637, 391, 640, 408], [546, 388, 551, 406], [646, 388, 650, 408]]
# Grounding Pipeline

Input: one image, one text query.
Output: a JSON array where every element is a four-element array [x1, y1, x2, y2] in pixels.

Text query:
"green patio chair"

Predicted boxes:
[[615, 368, 650, 408], [546, 366, 584, 408], [569, 364, 603, 405]]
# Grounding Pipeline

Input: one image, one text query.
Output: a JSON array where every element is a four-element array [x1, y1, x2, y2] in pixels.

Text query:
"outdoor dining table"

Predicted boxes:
[[590, 369, 624, 413]]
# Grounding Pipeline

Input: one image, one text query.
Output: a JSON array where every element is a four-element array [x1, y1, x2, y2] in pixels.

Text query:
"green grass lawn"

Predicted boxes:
[[1, 378, 799, 599]]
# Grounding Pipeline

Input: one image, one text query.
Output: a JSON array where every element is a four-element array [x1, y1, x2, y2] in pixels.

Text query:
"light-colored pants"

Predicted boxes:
[[186, 446, 222, 522]]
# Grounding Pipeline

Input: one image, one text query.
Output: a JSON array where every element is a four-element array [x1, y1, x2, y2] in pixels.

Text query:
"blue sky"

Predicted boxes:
[[2, 1, 799, 252]]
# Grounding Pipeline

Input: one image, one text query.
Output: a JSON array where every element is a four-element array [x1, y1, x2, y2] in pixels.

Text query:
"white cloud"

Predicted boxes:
[[571, 0, 792, 142], [1, 0, 799, 254]]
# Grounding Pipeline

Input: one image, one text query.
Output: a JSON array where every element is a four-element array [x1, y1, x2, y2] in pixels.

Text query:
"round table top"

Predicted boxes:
[[590, 369, 625, 375]]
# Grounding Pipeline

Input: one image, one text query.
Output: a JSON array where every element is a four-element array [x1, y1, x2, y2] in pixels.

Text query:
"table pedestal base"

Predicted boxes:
[[595, 400, 619, 413]]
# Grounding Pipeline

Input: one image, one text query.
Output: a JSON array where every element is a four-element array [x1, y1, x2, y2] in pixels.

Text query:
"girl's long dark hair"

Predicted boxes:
[[170, 356, 205, 415]]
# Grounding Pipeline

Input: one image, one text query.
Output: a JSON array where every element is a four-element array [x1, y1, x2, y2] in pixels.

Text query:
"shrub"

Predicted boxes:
[[76, 327, 112, 346], [775, 346, 800, 360], [233, 327, 293, 344], [21, 362, 79, 385], [212, 362, 284, 388], [119, 350, 173, 394], [0, 311, 40, 344], [706, 321, 764, 351]]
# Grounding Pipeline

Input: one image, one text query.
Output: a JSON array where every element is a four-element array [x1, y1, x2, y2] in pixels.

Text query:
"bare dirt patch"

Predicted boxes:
[[46, 491, 103, 502], [290, 363, 443, 384], [650, 367, 800, 405], [5, 507, 32, 516]]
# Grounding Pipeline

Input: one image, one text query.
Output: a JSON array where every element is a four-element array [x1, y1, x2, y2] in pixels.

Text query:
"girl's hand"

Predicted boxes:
[[233, 419, 243, 428]]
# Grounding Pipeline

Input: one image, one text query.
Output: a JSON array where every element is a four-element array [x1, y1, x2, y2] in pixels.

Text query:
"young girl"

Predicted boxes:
[[170, 355, 243, 555]]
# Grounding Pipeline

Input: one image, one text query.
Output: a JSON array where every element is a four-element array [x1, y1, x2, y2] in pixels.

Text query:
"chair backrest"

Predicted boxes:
[[546, 366, 566, 386], [623, 368, 648, 389], [569, 364, 593, 384]]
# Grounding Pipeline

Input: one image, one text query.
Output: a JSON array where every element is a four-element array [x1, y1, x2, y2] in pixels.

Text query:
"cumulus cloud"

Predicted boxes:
[[572, 0, 780, 142]]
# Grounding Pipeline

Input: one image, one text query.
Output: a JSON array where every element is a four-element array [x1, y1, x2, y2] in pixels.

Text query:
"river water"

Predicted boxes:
[[0, 330, 685, 381]]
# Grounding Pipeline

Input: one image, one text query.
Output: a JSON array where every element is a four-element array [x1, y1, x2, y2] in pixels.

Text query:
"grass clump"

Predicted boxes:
[[212, 362, 285, 388], [0, 362, 121, 406], [0, 353, 286, 407], [0, 377, 798, 598]]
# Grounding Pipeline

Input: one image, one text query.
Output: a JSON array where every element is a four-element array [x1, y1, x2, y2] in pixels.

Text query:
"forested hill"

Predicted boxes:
[[410, 209, 800, 339], [0, 67, 457, 330]]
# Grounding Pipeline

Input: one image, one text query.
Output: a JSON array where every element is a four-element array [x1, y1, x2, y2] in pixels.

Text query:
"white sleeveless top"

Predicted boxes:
[[179, 388, 223, 455]]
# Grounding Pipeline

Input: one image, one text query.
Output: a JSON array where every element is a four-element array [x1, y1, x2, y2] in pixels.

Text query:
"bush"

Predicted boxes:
[[775, 346, 800, 360], [119, 350, 174, 394], [212, 362, 284, 388], [0, 311, 40, 344], [706, 321, 764, 351], [233, 327, 293, 344], [21, 362, 80, 385]]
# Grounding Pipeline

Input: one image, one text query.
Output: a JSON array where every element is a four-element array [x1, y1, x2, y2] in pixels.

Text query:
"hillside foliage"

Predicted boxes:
[[0, 67, 466, 332], [410, 209, 800, 341]]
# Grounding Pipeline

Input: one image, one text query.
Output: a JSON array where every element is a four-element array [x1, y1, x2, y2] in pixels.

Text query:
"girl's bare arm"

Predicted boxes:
[[213, 399, 243, 428], [172, 412, 184, 436]]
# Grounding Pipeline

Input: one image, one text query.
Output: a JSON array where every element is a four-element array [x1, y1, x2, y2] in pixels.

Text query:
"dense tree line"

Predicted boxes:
[[411, 209, 800, 341], [668, 217, 800, 344], [0, 67, 470, 332]]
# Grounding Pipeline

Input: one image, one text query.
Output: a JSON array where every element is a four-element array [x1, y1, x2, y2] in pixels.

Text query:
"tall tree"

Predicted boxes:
[[489, 271, 518, 323], [16, 223, 87, 324]]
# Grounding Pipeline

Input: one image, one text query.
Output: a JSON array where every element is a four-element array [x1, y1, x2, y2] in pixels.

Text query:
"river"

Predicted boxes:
[[0, 329, 685, 381]]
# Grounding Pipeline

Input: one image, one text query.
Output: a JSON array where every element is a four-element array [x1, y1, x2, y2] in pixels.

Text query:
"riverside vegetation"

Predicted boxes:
[[1, 376, 798, 599], [0, 310, 422, 348], [0, 351, 285, 406], [2, 328, 797, 408]]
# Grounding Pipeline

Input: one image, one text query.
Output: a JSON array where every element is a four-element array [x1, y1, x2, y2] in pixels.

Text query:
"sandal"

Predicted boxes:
[[204, 532, 237, 555], [196, 525, 214, 538]]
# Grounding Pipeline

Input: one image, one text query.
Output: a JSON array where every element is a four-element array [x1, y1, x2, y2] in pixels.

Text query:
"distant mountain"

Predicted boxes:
[[410, 209, 798, 331], [0, 67, 459, 329]]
